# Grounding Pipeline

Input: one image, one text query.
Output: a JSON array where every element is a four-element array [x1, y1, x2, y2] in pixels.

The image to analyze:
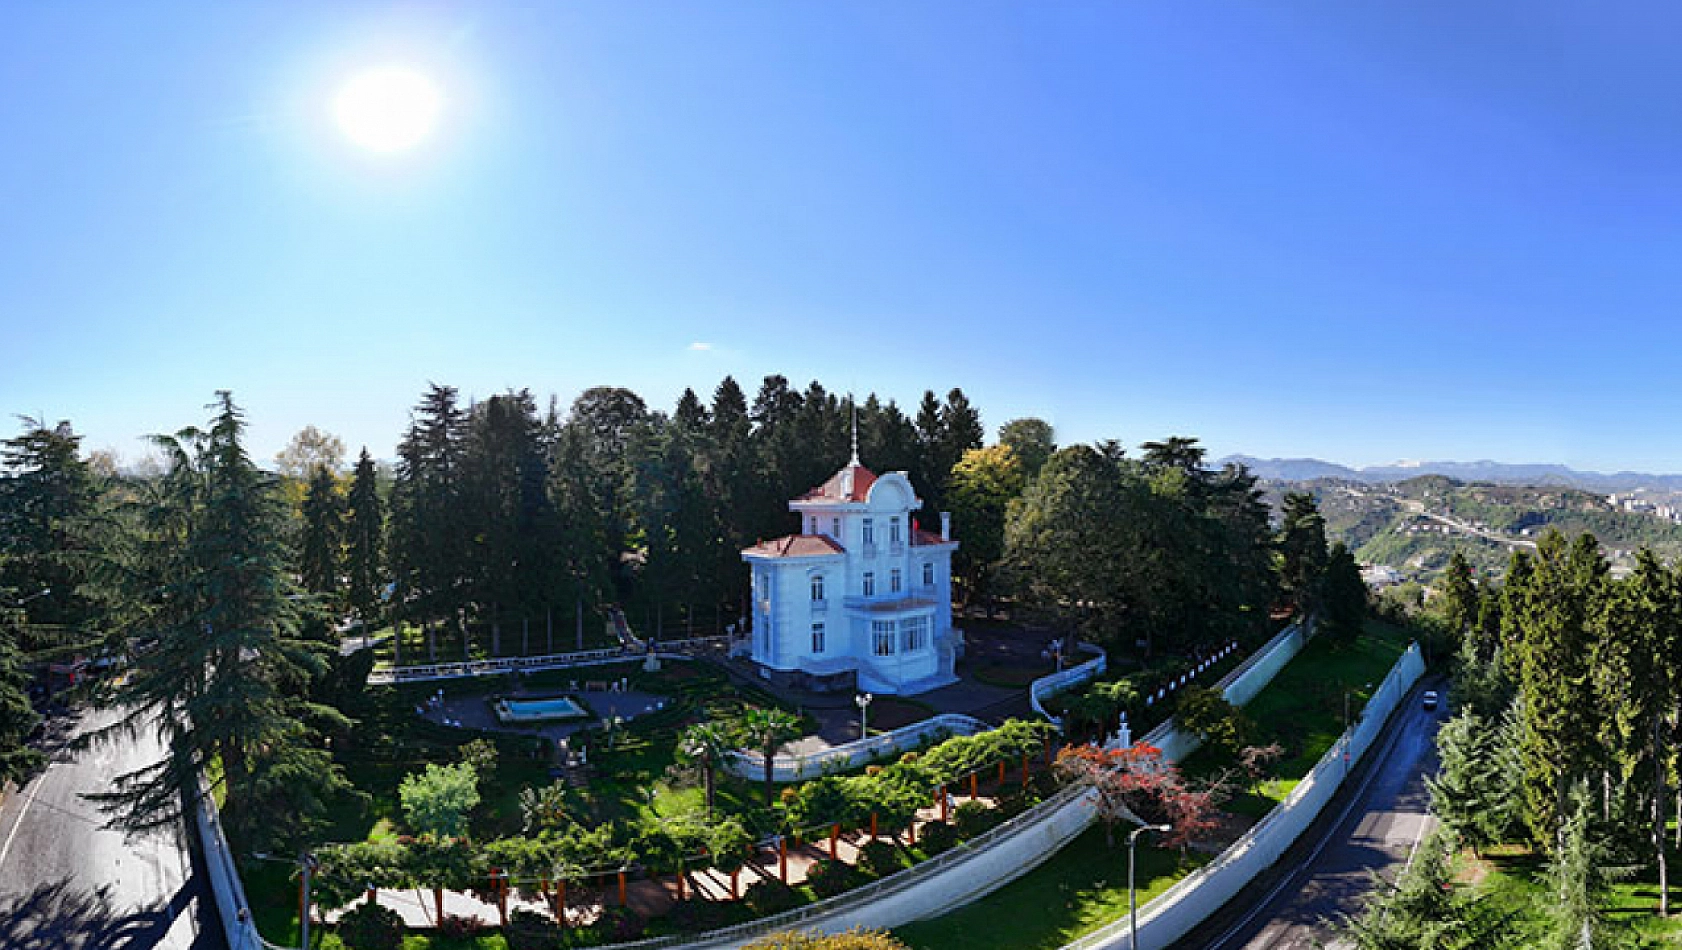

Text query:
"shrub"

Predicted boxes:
[[334, 902, 404, 950], [591, 905, 646, 943], [744, 927, 912, 949], [917, 820, 958, 855], [953, 801, 996, 838], [667, 897, 736, 932], [503, 908, 564, 950], [437, 913, 486, 940], [744, 878, 803, 916], [804, 859, 863, 899], [856, 839, 901, 878]]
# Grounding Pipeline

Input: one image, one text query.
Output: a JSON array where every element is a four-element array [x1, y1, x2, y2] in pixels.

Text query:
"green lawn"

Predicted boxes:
[[1179, 619, 1414, 804], [893, 825, 1201, 950], [1467, 844, 1682, 949]]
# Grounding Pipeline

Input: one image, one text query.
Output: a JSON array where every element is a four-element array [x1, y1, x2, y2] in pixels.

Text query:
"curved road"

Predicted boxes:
[[0, 705, 226, 949], [1196, 681, 1443, 950]]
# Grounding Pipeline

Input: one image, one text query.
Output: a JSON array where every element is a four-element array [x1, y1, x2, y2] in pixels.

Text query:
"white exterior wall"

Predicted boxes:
[[748, 468, 957, 694]]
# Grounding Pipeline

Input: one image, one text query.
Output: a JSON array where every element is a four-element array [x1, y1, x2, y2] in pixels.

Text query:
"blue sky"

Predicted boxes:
[[4, 3, 1682, 472]]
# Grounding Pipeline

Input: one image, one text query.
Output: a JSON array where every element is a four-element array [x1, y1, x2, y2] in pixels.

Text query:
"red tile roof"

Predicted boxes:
[[795, 462, 878, 503], [744, 534, 847, 558], [912, 528, 951, 546]]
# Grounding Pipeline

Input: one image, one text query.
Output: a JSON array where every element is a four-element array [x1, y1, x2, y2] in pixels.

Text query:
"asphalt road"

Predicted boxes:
[[1199, 681, 1443, 950], [0, 705, 226, 950]]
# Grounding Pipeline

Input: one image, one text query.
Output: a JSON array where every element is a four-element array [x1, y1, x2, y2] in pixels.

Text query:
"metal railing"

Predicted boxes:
[[366, 636, 733, 685]]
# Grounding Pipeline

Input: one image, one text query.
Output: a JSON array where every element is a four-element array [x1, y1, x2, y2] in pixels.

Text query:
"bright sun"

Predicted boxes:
[[333, 67, 442, 153]]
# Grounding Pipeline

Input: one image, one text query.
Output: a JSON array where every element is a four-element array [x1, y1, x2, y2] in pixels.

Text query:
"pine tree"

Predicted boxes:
[[0, 584, 43, 785], [86, 392, 351, 849], [390, 384, 470, 660], [1429, 706, 1521, 857], [1320, 542, 1368, 644], [0, 417, 97, 645], [344, 448, 384, 640], [1509, 531, 1606, 847], [299, 464, 345, 599], [1590, 549, 1679, 914], [1277, 491, 1329, 615], [1439, 549, 1479, 636]]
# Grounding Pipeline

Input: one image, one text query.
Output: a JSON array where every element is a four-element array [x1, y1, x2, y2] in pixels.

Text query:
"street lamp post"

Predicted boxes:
[[4, 587, 50, 610], [1129, 823, 1173, 950], [855, 692, 873, 741]]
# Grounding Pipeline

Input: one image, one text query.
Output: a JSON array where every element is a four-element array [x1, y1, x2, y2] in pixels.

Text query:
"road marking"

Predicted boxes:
[[0, 766, 50, 872], [1207, 689, 1428, 949]]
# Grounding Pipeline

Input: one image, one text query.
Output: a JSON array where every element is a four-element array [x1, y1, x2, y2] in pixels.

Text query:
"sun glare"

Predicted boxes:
[[333, 66, 442, 153]]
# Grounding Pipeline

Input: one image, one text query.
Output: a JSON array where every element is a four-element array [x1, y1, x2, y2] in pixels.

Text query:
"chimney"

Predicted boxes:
[[940, 511, 951, 542]]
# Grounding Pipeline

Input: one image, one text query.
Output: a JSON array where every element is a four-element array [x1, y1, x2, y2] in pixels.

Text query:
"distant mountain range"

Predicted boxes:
[[1220, 456, 1682, 493]]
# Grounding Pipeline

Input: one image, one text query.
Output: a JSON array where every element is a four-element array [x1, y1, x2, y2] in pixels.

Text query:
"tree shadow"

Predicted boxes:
[[0, 874, 223, 949]]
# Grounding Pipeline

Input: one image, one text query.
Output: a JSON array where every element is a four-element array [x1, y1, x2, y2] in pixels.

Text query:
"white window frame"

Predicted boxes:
[[863, 572, 875, 597], [811, 574, 825, 602], [873, 620, 895, 656], [891, 568, 902, 593], [811, 622, 826, 654]]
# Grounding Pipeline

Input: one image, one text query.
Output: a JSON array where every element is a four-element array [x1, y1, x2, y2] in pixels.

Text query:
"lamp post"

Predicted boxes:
[[254, 851, 318, 950], [1129, 823, 1172, 950], [7, 588, 50, 607], [855, 692, 874, 740]]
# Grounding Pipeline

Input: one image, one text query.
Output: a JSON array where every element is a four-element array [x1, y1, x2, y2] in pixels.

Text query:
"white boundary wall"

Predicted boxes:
[[193, 771, 285, 950], [1030, 642, 1108, 728], [722, 713, 991, 783], [1141, 621, 1307, 763], [1068, 641, 1427, 950]]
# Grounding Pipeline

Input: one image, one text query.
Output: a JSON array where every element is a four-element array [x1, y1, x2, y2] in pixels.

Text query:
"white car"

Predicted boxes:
[[1422, 690, 1439, 711]]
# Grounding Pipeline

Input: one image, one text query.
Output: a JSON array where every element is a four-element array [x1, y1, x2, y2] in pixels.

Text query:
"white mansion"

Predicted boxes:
[[740, 450, 962, 696]]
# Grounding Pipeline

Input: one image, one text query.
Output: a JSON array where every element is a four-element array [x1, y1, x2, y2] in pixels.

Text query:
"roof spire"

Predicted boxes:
[[849, 397, 860, 466]]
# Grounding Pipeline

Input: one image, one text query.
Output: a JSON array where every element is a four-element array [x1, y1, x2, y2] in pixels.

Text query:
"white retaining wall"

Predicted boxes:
[[1068, 640, 1427, 950], [1141, 621, 1307, 763], [193, 772, 284, 950], [1030, 643, 1108, 728], [723, 713, 991, 783]]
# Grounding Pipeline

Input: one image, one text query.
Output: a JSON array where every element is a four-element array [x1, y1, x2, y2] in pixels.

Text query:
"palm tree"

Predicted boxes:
[[739, 707, 803, 806], [678, 721, 737, 818]]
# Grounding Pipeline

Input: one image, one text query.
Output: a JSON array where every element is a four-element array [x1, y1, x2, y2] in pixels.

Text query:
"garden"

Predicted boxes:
[[247, 655, 1069, 949]]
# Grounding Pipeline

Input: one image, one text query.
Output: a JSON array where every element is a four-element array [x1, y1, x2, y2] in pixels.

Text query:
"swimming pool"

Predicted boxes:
[[494, 696, 588, 724]]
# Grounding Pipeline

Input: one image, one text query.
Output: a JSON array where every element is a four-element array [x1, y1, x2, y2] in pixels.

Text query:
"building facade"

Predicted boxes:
[[741, 453, 961, 696]]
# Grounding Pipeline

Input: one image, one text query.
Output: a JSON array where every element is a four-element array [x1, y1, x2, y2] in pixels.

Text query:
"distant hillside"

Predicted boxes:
[[1259, 474, 1682, 583], [1226, 455, 1682, 493]]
